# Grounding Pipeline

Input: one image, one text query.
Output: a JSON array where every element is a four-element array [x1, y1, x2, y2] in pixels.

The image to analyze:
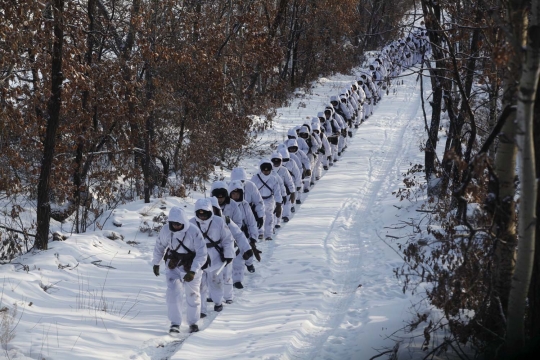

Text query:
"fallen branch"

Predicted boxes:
[[91, 260, 116, 269]]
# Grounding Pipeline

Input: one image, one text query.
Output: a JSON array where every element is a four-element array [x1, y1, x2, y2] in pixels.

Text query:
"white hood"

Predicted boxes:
[[168, 206, 190, 233], [285, 138, 299, 149], [211, 180, 228, 192], [279, 147, 290, 160], [287, 128, 298, 138], [228, 180, 244, 201], [231, 167, 248, 181], [194, 198, 214, 227]]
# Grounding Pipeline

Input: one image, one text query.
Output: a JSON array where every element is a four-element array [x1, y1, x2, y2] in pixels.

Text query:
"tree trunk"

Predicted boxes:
[[421, 0, 444, 194], [505, 1, 540, 351], [485, 2, 526, 354], [36, 0, 65, 250], [529, 72, 540, 353]]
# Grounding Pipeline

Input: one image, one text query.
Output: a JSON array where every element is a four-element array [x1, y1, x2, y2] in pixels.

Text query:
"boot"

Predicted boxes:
[[169, 324, 180, 334], [234, 282, 244, 289], [246, 264, 255, 273], [225, 299, 233, 304], [200, 313, 207, 318], [282, 217, 289, 223], [214, 304, 223, 312], [189, 324, 199, 333]]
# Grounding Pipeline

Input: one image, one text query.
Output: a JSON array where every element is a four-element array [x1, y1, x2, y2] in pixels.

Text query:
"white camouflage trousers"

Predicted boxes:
[[260, 197, 275, 238], [200, 268, 224, 314], [166, 267, 202, 327]]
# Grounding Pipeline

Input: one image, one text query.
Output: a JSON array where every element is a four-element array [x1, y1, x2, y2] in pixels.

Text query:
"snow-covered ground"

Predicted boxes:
[[0, 66, 434, 360]]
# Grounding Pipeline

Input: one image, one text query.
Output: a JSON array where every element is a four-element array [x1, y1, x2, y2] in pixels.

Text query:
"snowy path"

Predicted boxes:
[[163, 71, 425, 359]]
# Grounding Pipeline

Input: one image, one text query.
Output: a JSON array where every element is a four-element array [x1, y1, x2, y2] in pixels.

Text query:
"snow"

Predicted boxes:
[[0, 66, 437, 359]]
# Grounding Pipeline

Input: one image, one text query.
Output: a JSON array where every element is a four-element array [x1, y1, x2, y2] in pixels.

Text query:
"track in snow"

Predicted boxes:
[[283, 69, 425, 360]]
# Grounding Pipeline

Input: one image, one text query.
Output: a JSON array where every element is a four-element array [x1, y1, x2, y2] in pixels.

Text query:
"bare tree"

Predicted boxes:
[[35, 0, 65, 250]]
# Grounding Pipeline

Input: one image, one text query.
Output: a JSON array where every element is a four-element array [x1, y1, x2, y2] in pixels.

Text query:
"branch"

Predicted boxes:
[[0, 225, 36, 238], [215, 23, 242, 59], [0, 63, 15, 83]]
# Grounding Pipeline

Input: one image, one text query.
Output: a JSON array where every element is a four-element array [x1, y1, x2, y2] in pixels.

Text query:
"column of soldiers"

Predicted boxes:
[[151, 28, 431, 335]]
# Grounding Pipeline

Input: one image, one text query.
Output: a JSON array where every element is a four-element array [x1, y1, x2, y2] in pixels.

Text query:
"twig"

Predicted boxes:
[[71, 333, 81, 351], [91, 260, 116, 269], [369, 349, 395, 360], [370, 342, 400, 360]]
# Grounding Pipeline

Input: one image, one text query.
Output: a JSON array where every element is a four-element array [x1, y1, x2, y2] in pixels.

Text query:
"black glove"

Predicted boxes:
[[305, 169, 312, 177], [290, 192, 296, 204], [319, 147, 325, 155], [183, 271, 195, 282], [153, 265, 160, 277], [274, 203, 282, 218], [224, 258, 233, 265], [296, 186, 301, 191], [282, 196, 287, 204], [348, 131, 353, 138], [256, 217, 263, 228], [243, 249, 254, 260], [250, 241, 262, 262]]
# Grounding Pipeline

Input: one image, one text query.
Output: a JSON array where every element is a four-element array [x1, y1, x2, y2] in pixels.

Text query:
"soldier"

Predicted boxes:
[[329, 98, 348, 155], [190, 199, 235, 317], [251, 159, 283, 240], [285, 138, 311, 201], [270, 151, 295, 228], [311, 120, 331, 178], [319, 110, 338, 165], [297, 125, 320, 190], [230, 167, 265, 230], [211, 180, 243, 228], [208, 196, 258, 294], [278, 145, 302, 220], [152, 206, 208, 334], [351, 82, 366, 125]]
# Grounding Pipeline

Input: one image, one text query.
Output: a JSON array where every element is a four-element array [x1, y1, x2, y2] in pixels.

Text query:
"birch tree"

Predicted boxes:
[[505, 0, 540, 352]]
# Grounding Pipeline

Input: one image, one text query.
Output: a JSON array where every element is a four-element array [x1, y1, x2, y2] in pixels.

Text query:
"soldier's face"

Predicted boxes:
[[216, 194, 226, 205], [230, 191, 241, 201]]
